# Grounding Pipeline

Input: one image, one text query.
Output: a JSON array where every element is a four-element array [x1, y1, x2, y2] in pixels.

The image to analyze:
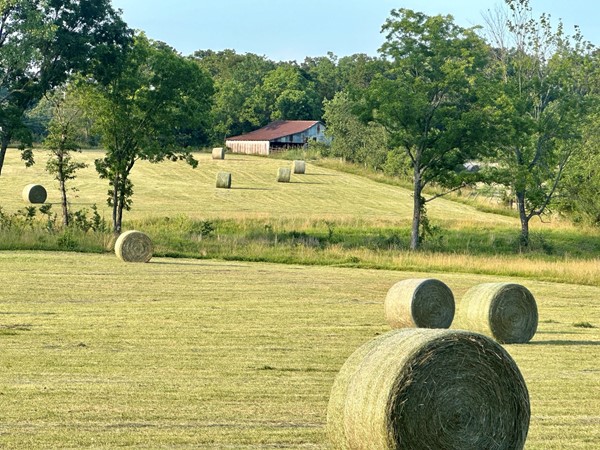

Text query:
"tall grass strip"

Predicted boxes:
[[456, 282, 538, 344], [22, 184, 47, 204], [114, 230, 153, 263], [277, 167, 291, 183], [384, 278, 454, 329], [293, 160, 306, 174], [216, 172, 232, 189], [212, 147, 225, 160], [327, 328, 530, 450]]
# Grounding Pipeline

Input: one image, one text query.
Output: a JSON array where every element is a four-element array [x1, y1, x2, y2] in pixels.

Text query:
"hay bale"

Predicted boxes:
[[277, 167, 291, 183], [22, 184, 47, 204], [293, 160, 306, 174], [216, 171, 231, 188], [327, 328, 530, 450], [384, 278, 454, 329], [212, 147, 225, 160], [114, 230, 153, 263], [456, 282, 538, 344]]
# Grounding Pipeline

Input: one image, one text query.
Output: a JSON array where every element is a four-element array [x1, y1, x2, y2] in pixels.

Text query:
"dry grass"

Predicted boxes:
[[0, 251, 598, 448]]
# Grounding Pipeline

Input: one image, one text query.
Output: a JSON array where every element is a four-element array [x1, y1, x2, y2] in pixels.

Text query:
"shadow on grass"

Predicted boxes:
[[528, 340, 600, 346], [230, 187, 273, 191]]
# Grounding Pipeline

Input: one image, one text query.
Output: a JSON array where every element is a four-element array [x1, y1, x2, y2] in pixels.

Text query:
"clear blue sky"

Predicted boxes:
[[111, 0, 599, 61]]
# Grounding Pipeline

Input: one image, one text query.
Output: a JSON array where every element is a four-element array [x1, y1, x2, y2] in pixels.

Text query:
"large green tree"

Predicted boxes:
[[0, 0, 131, 175], [367, 9, 492, 250], [82, 33, 213, 234], [483, 0, 594, 247]]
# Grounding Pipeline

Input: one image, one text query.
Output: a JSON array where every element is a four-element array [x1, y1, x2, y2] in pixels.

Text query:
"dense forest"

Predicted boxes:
[[1, 0, 598, 247]]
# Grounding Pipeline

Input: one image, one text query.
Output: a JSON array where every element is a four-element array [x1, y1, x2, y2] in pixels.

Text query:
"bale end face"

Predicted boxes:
[[115, 230, 153, 263], [384, 278, 455, 329], [327, 329, 530, 450], [22, 184, 48, 204]]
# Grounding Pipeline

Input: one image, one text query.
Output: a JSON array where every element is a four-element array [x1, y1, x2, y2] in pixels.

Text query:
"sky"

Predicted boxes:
[[110, 0, 599, 62]]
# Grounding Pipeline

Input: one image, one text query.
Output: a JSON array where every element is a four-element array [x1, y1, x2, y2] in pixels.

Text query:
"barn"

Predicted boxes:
[[225, 120, 327, 156]]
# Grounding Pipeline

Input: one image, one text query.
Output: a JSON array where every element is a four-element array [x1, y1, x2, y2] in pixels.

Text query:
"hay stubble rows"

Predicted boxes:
[[0, 251, 598, 448]]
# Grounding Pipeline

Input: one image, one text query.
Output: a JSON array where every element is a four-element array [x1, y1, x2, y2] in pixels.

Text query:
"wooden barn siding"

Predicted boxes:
[[226, 140, 271, 156]]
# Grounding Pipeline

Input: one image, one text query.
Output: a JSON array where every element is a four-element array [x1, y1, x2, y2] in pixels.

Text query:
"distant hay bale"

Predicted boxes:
[[212, 147, 225, 160], [277, 167, 291, 182], [456, 282, 538, 344], [327, 328, 530, 450], [114, 230, 153, 263], [216, 171, 231, 188], [293, 160, 306, 174], [22, 184, 47, 204], [384, 278, 455, 329]]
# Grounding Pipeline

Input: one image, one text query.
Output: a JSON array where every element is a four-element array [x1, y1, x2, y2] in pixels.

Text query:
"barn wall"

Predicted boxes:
[[226, 140, 270, 156]]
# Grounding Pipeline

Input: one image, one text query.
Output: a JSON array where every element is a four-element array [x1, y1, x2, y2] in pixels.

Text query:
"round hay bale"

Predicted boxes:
[[216, 171, 231, 189], [293, 160, 306, 174], [327, 328, 530, 450], [277, 167, 291, 183], [384, 278, 454, 329], [456, 282, 538, 344], [22, 184, 47, 204], [114, 230, 153, 263], [212, 147, 225, 160]]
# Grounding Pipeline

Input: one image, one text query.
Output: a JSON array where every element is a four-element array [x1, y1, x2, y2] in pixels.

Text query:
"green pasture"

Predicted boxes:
[[0, 148, 515, 226], [0, 251, 598, 449]]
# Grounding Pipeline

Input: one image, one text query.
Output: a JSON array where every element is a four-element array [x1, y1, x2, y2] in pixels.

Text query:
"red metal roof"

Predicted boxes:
[[226, 120, 321, 141]]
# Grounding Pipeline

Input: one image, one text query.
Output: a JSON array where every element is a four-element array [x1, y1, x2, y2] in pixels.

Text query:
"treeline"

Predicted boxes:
[[1, 0, 599, 250]]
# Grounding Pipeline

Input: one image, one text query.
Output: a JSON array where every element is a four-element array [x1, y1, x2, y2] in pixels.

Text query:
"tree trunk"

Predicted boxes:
[[0, 138, 9, 176], [410, 169, 423, 251], [112, 174, 120, 234], [58, 152, 69, 227], [516, 190, 530, 249]]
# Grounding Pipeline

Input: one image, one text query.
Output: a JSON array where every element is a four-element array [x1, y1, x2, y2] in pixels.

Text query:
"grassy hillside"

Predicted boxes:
[[0, 251, 598, 448], [0, 148, 516, 226]]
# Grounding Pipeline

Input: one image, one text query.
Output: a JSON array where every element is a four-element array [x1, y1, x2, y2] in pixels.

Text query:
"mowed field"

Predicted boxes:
[[0, 148, 599, 448], [0, 149, 516, 226], [0, 251, 598, 448]]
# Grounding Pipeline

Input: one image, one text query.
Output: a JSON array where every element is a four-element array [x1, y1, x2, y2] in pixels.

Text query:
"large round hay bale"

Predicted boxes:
[[212, 147, 225, 160], [277, 167, 291, 183], [384, 278, 454, 329], [216, 171, 231, 188], [22, 184, 47, 204], [114, 230, 153, 263], [293, 160, 306, 174], [327, 328, 530, 450], [456, 282, 538, 344]]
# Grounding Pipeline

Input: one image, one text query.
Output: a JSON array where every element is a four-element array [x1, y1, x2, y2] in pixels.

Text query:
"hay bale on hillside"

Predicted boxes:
[[327, 328, 530, 450], [115, 230, 153, 263], [293, 160, 306, 174], [456, 282, 538, 344], [22, 184, 47, 204], [384, 278, 454, 329], [212, 147, 225, 160], [216, 171, 231, 188], [277, 167, 291, 183]]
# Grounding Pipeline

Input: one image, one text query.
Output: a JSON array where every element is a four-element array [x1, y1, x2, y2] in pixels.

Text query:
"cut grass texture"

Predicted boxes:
[[384, 278, 454, 329], [327, 328, 530, 449]]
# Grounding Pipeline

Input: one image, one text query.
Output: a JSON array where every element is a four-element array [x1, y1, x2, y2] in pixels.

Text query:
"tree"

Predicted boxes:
[[323, 91, 388, 171], [367, 9, 492, 250], [0, 0, 131, 175], [483, 0, 594, 247], [42, 84, 87, 227], [82, 33, 213, 234]]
